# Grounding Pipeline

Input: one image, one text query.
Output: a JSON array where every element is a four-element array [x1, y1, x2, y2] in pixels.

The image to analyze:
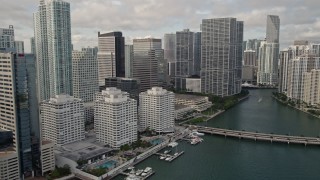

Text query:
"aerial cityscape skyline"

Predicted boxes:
[[2, 0, 320, 179], [1, 0, 320, 52]]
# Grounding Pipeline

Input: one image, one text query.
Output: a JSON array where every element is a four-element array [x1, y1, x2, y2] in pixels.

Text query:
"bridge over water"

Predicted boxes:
[[190, 125, 320, 146]]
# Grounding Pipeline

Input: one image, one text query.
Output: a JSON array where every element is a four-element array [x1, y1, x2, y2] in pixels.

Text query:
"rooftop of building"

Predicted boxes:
[[175, 93, 207, 101], [55, 132, 112, 162], [43, 94, 82, 104], [98, 31, 122, 37]]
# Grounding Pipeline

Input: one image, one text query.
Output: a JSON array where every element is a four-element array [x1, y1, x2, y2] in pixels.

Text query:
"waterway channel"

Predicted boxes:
[[115, 89, 320, 180]]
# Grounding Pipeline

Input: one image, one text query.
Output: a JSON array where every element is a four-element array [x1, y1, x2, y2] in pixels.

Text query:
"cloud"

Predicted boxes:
[[1, 0, 320, 52]]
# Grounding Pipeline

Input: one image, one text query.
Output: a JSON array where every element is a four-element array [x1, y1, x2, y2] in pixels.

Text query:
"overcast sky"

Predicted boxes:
[[1, 0, 320, 52]]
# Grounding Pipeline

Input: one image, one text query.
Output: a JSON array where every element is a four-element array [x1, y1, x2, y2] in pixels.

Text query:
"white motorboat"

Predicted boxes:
[[125, 174, 141, 180], [141, 172, 147, 177], [165, 157, 172, 161], [144, 167, 152, 173], [135, 169, 143, 176], [164, 150, 171, 154], [174, 152, 178, 156], [129, 169, 135, 174], [168, 142, 178, 147], [159, 156, 166, 160], [192, 130, 205, 136]]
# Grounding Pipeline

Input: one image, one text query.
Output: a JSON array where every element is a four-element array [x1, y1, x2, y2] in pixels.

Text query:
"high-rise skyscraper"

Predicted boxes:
[[97, 31, 125, 87], [34, 0, 73, 101], [132, 38, 165, 91], [14, 41, 24, 54], [125, 44, 133, 78], [164, 33, 176, 79], [105, 77, 141, 102], [193, 32, 201, 76], [72, 48, 99, 123], [0, 25, 15, 49], [0, 51, 33, 178], [257, 15, 280, 86], [30, 37, 36, 55], [94, 88, 137, 148], [175, 29, 194, 90], [200, 18, 243, 96]]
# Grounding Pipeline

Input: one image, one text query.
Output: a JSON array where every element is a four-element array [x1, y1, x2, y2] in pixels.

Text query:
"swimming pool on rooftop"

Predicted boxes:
[[150, 138, 163, 145], [98, 160, 117, 169]]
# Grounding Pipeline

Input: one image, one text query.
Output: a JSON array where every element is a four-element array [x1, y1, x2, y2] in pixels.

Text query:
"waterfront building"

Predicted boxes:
[[278, 43, 309, 93], [139, 87, 175, 133], [94, 88, 137, 148], [34, 0, 73, 101], [72, 48, 99, 123], [125, 44, 133, 78], [175, 94, 212, 112], [97, 31, 125, 86], [193, 32, 201, 76], [40, 140, 55, 176], [257, 15, 280, 86], [242, 65, 258, 84], [175, 29, 194, 90], [200, 18, 243, 96], [175, 104, 194, 120], [303, 69, 320, 105], [287, 52, 320, 101], [0, 25, 15, 49], [105, 77, 140, 102], [41, 95, 85, 146], [133, 38, 166, 91]]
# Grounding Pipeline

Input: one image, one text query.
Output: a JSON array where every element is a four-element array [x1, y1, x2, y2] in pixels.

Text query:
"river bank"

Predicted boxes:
[[272, 95, 320, 120]]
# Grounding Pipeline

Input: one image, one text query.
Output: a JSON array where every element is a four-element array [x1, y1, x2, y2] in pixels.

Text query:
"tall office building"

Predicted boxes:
[[30, 37, 36, 55], [0, 51, 33, 177], [243, 50, 257, 66], [0, 25, 15, 49], [133, 38, 165, 91], [125, 44, 133, 78], [72, 48, 99, 123], [139, 87, 175, 133], [34, 0, 73, 101], [97, 31, 125, 86], [200, 18, 243, 96], [94, 88, 137, 148], [14, 41, 24, 54], [41, 95, 85, 146], [164, 33, 176, 78], [105, 77, 140, 102], [266, 15, 280, 43], [193, 32, 201, 76], [175, 29, 194, 90], [257, 15, 280, 86]]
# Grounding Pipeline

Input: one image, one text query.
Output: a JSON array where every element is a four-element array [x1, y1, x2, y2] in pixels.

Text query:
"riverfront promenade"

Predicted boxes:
[[190, 125, 320, 146]]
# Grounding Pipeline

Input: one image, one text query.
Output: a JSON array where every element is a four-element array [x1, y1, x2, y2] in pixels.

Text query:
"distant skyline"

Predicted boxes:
[[1, 0, 320, 52]]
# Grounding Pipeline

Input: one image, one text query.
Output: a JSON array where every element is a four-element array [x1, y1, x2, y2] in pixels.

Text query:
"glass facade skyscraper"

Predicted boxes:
[[200, 18, 243, 96], [34, 0, 73, 101]]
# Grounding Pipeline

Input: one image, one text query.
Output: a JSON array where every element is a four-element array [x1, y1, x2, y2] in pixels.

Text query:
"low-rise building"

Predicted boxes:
[[175, 94, 212, 112], [175, 104, 194, 120], [0, 149, 19, 180], [41, 140, 55, 176]]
